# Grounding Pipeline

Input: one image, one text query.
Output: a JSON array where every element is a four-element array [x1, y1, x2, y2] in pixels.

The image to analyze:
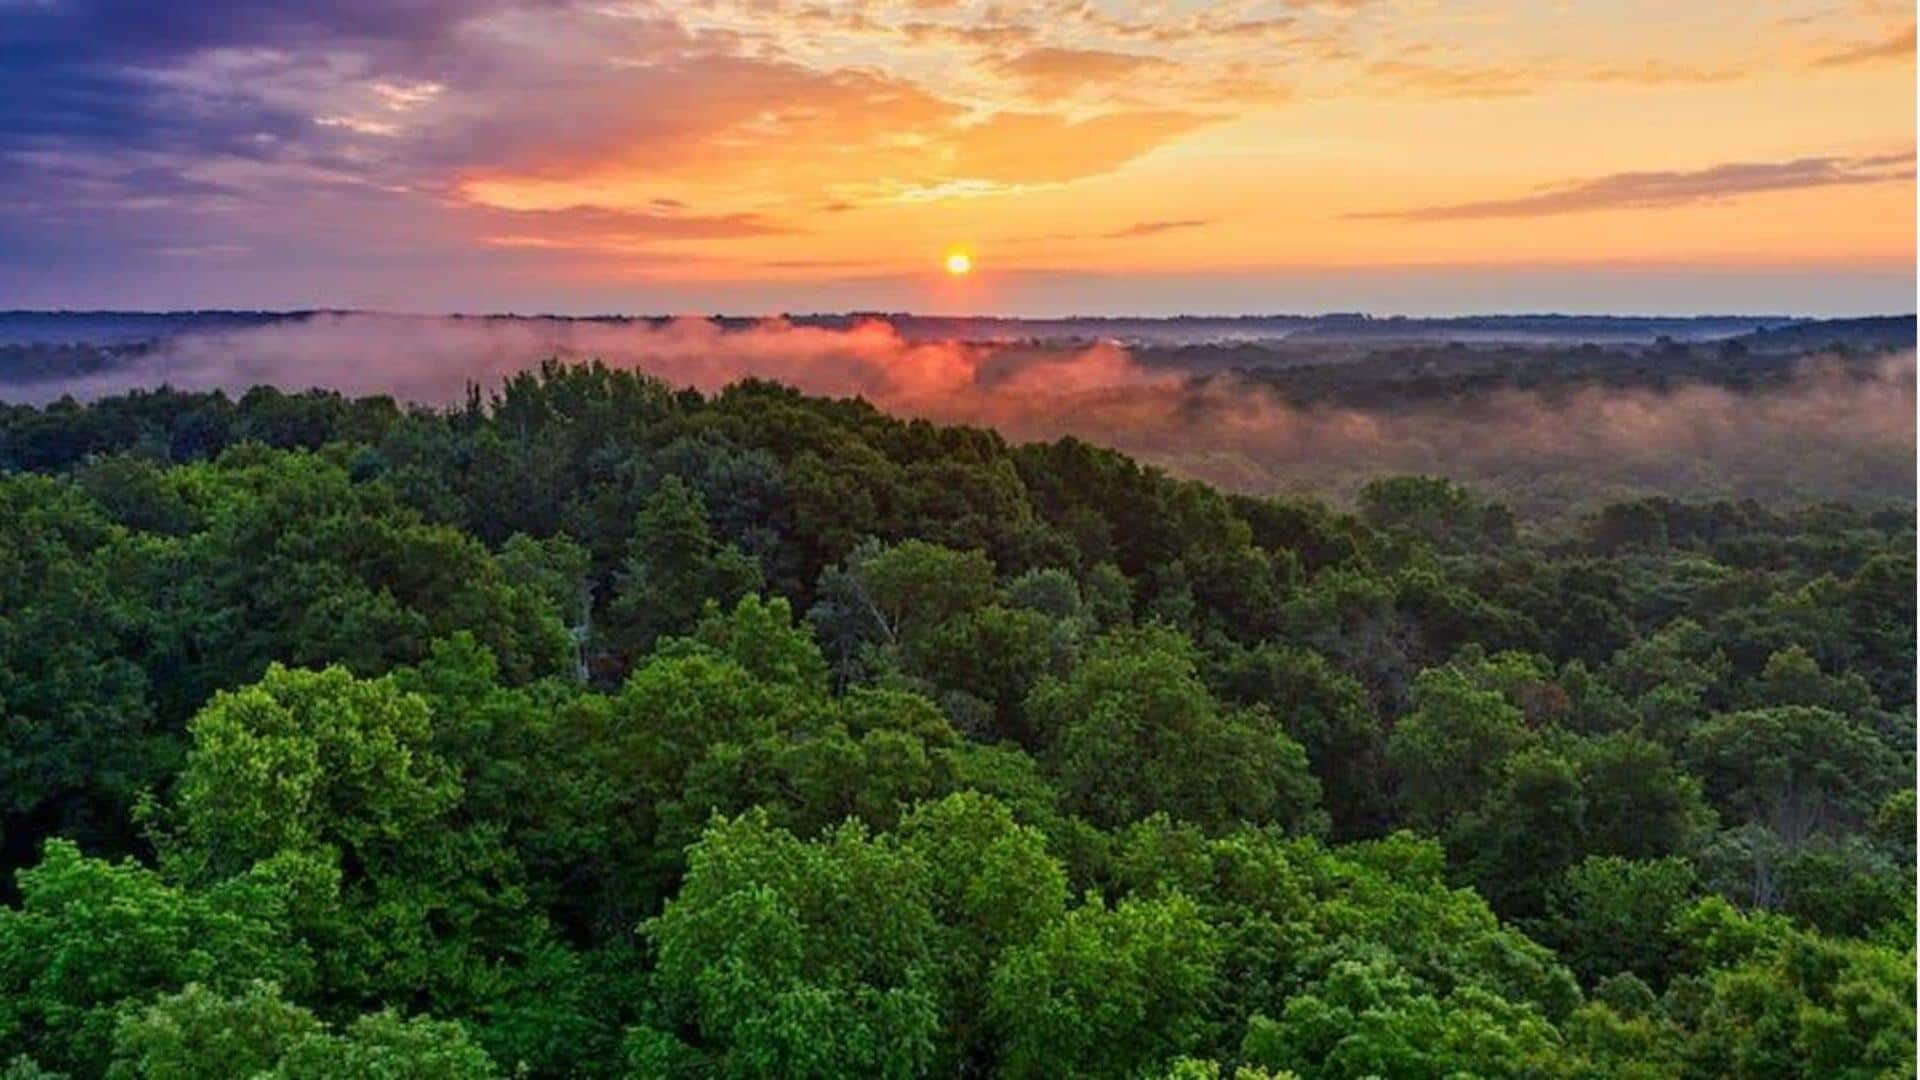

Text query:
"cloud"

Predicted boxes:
[[0, 0, 1906, 304], [942, 110, 1215, 184], [0, 1, 1224, 278], [992, 47, 1176, 97], [1368, 50, 1770, 98], [0, 0, 540, 161], [898, 22, 1036, 48], [1102, 219, 1215, 238], [1585, 60, 1747, 85], [1809, 22, 1915, 67], [1364, 60, 1535, 99], [475, 204, 789, 255], [1348, 152, 1916, 221]]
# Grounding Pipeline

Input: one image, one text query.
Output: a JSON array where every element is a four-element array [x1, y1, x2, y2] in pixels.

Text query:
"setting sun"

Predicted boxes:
[[944, 251, 972, 276]]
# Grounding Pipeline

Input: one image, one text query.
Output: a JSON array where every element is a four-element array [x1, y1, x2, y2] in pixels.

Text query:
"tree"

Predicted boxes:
[[269, 1011, 500, 1079], [608, 477, 762, 662], [0, 475, 162, 857], [107, 981, 505, 1080], [1028, 626, 1323, 834], [1356, 476, 1471, 543], [108, 981, 322, 1079], [909, 604, 1065, 743], [1569, 734, 1713, 861], [1536, 856, 1698, 988], [168, 665, 460, 877], [640, 812, 944, 1078], [1209, 644, 1387, 838], [1385, 665, 1533, 832], [1842, 553, 1914, 706], [1675, 899, 1914, 1078], [1685, 706, 1898, 843], [1238, 960, 1570, 1079], [498, 533, 594, 682], [1736, 646, 1878, 719], [0, 842, 308, 1076], [160, 665, 585, 1065], [988, 892, 1221, 1079], [1454, 748, 1590, 918], [666, 594, 830, 696], [807, 539, 999, 685], [897, 793, 1067, 1074], [1604, 619, 1729, 742]]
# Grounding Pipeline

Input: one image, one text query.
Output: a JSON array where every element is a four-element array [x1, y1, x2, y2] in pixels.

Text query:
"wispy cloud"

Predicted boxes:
[[1809, 22, 1916, 67], [993, 47, 1176, 97], [474, 204, 789, 254], [1348, 152, 1916, 221], [1102, 218, 1214, 238], [1585, 60, 1747, 85], [1364, 59, 1534, 99]]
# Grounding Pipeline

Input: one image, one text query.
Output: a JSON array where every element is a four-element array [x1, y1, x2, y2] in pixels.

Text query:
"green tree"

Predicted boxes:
[[1385, 664, 1534, 832], [1210, 644, 1387, 838], [1029, 626, 1322, 834], [107, 981, 321, 1080], [609, 477, 762, 661], [988, 892, 1221, 1079], [0, 842, 309, 1076], [1686, 706, 1898, 843], [160, 665, 587, 1068], [1454, 748, 1590, 917], [168, 665, 459, 876], [1536, 856, 1698, 988], [0, 475, 162, 856], [1676, 898, 1914, 1078], [640, 812, 944, 1078], [1239, 960, 1569, 1079], [269, 1012, 499, 1079]]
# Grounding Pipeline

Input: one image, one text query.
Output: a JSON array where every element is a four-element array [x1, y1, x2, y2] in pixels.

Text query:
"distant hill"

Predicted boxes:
[[0, 309, 1863, 349], [0, 310, 302, 347], [1730, 315, 1915, 354]]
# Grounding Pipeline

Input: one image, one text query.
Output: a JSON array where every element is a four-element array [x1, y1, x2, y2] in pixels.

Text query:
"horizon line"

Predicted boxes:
[[5, 308, 1915, 323]]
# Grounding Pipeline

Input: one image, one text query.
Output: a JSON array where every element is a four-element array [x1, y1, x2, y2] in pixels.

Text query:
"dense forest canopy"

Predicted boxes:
[[0, 357, 1911, 1077]]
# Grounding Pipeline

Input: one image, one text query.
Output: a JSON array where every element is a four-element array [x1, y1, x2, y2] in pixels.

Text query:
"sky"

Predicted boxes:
[[0, 0, 1913, 316]]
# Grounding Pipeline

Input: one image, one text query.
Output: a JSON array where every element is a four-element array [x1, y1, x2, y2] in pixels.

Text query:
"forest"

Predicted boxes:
[[0, 361, 1912, 1077]]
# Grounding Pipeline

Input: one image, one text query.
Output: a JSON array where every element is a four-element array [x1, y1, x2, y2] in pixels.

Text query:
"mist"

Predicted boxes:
[[14, 313, 1913, 513]]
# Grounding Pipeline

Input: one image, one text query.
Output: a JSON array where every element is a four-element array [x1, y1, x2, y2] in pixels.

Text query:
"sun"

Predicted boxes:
[[944, 250, 972, 276]]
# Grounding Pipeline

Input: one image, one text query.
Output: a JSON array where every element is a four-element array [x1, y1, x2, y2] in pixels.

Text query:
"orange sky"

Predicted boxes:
[[454, 1, 1915, 278], [2, 0, 1913, 313]]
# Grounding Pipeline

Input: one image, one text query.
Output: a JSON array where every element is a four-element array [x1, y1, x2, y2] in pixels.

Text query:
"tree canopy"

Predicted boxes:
[[0, 363, 1909, 1076]]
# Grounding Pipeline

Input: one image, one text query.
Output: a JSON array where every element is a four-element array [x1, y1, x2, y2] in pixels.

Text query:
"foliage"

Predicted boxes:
[[0, 364, 1908, 1077]]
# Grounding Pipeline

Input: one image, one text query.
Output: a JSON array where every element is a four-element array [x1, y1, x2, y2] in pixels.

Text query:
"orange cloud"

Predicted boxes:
[[943, 110, 1215, 184], [1810, 23, 1916, 67], [899, 22, 1035, 48], [1103, 219, 1215, 238], [1364, 59, 1536, 99], [1586, 60, 1747, 85], [992, 47, 1178, 97], [1349, 152, 1916, 221]]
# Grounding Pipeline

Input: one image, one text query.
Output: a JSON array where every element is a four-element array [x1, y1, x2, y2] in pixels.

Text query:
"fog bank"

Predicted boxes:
[[16, 313, 1913, 511]]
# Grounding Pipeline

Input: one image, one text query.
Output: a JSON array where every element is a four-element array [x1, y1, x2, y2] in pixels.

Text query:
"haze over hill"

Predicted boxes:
[[0, 309, 1845, 350], [2, 310, 1910, 517]]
